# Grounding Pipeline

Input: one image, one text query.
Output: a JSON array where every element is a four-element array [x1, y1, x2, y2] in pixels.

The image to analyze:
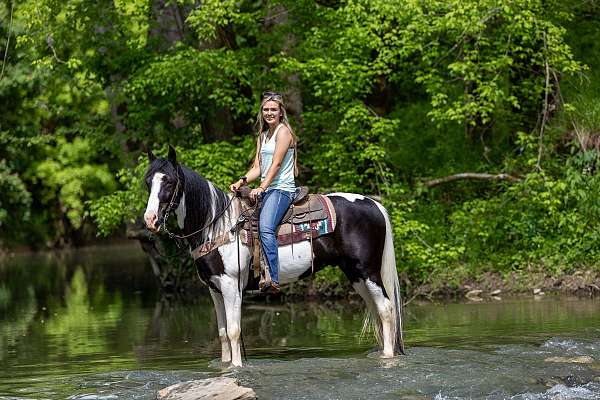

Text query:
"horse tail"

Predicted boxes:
[[374, 201, 405, 355]]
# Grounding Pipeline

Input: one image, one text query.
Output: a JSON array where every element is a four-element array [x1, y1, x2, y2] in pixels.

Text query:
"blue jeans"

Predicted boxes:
[[259, 189, 294, 284]]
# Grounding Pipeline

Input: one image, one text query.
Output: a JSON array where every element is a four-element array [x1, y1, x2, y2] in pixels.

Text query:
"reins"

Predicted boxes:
[[160, 172, 237, 240]]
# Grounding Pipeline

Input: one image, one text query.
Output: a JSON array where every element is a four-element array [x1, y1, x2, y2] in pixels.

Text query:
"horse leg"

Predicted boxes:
[[221, 275, 243, 367], [364, 279, 395, 358], [209, 288, 231, 363], [353, 277, 395, 357]]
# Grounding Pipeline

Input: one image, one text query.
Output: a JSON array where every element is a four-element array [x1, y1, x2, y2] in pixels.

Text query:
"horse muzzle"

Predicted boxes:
[[144, 211, 161, 233]]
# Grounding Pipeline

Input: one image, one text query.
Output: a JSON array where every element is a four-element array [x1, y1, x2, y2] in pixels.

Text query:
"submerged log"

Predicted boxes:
[[157, 377, 257, 400]]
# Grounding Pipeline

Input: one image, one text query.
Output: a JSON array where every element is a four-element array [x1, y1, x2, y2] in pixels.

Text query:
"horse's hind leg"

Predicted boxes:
[[209, 288, 231, 363], [365, 279, 396, 357], [354, 278, 395, 358]]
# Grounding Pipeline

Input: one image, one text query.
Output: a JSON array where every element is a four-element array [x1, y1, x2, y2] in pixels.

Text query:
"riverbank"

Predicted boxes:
[[411, 268, 600, 301], [282, 267, 600, 302], [3, 243, 599, 302]]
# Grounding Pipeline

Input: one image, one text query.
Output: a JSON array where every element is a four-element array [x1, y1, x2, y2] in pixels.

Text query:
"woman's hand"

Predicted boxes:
[[229, 181, 241, 193], [250, 187, 265, 201]]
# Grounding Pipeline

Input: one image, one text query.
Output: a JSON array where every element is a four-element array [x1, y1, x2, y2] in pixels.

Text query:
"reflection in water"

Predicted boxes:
[[0, 245, 599, 399], [44, 267, 126, 357], [0, 285, 37, 362]]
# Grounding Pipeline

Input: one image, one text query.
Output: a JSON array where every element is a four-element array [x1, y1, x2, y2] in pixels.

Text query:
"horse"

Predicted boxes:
[[142, 146, 405, 366]]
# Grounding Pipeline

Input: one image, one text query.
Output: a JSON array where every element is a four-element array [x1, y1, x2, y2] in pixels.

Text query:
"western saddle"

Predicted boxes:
[[234, 185, 336, 286]]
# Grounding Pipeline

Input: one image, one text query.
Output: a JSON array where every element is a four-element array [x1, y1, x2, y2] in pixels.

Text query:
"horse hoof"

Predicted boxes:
[[208, 359, 232, 371]]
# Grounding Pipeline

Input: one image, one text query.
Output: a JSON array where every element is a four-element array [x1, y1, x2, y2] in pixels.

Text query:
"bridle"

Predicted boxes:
[[157, 168, 237, 240]]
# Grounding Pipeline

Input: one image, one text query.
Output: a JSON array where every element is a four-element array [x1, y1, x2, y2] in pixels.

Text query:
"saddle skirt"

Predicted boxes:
[[240, 193, 337, 246]]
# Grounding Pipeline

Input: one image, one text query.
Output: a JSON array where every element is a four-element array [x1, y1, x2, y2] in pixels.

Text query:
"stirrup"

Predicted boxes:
[[259, 274, 272, 292], [266, 282, 280, 294]]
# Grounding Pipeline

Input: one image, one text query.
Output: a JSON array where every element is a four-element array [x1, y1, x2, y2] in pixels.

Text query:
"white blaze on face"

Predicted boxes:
[[144, 172, 165, 229]]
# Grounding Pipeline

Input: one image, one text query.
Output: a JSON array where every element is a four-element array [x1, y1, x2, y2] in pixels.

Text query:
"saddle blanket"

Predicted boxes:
[[241, 194, 337, 246]]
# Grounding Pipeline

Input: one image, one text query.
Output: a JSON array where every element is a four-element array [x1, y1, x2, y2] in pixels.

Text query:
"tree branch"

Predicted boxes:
[[0, 1, 15, 82], [536, 33, 552, 172], [424, 172, 521, 188], [46, 34, 66, 64]]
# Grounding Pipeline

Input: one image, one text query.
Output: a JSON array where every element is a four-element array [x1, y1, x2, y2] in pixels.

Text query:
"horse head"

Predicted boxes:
[[143, 145, 185, 233]]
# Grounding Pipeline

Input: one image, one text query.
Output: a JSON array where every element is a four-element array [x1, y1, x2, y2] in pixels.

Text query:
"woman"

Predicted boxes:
[[230, 91, 298, 294]]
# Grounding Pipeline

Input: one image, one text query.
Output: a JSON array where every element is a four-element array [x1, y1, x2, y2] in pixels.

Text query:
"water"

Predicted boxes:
[[1, 245, 599, 399]]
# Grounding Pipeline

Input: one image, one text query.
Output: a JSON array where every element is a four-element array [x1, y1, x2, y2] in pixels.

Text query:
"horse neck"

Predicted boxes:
[[181, 173, 238, 247]]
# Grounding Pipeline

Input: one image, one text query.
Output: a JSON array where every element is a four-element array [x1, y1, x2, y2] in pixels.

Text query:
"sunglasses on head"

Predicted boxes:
[[262, 91, 282, 101]]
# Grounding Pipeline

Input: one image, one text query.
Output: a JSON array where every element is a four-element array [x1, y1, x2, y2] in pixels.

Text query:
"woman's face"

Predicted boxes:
[[262, 100, 281, 126]]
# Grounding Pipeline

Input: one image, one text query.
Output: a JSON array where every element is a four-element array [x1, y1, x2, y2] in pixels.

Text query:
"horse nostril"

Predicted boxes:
[[144, 212, 158, 229]]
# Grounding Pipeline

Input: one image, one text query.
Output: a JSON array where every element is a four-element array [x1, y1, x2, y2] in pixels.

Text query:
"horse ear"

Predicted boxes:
[[147, 149, 157, 163], [168, 145, 177, 165]]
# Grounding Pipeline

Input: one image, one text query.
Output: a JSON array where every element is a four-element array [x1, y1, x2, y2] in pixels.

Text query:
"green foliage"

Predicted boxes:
[[306, 103, 396, 193], [386, 187, 465, 282], [30, 137, 116, 230], [89, 163, 148, 237], [3, 0, 600, 293], [0, 159, 31, 231], [447, 169, 600, 271], [184, 0, 260, 43], [90, 137, 255, 236], [124, 47, 257, 144]]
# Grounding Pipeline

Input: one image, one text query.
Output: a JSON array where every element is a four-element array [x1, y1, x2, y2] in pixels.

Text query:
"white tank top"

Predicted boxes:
[[260, 124, 295, 192]]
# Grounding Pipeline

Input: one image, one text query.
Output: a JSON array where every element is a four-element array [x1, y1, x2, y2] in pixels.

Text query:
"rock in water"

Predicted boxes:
[[465, 289, 483, 301], [544, 356, 595, 364], [158, 377, 257, 400]]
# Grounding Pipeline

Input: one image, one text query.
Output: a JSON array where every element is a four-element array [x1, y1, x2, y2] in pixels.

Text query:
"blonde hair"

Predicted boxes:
[[254, 95, 298, 176]]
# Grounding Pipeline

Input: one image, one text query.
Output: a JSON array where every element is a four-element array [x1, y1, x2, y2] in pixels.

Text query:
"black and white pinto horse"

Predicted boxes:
[[143, 146, 405, 366]]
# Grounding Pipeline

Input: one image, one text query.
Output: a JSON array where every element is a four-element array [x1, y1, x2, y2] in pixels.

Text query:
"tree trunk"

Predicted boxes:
[[148, 0, 190, 52], [264, 4, 304, 132]]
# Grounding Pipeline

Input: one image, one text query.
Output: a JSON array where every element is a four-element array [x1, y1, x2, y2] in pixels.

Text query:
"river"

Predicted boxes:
[[1, 244, 599, 399]]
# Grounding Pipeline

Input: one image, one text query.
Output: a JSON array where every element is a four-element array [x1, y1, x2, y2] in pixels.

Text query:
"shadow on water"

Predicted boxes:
[[1, 245, 600, 399]]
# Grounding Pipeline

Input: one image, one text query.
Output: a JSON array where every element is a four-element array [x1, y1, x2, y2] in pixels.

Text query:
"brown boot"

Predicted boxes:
[[266, 282, 280, 294], [259, 275, 271, 292]]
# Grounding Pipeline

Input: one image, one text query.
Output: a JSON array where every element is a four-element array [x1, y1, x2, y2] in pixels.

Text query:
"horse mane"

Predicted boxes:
[[179, 165, 231, 243]]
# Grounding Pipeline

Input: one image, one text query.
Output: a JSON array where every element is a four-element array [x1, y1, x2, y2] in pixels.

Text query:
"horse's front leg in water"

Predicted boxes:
[[209, 288, 231, 364], [221, 275, 243, 367]]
